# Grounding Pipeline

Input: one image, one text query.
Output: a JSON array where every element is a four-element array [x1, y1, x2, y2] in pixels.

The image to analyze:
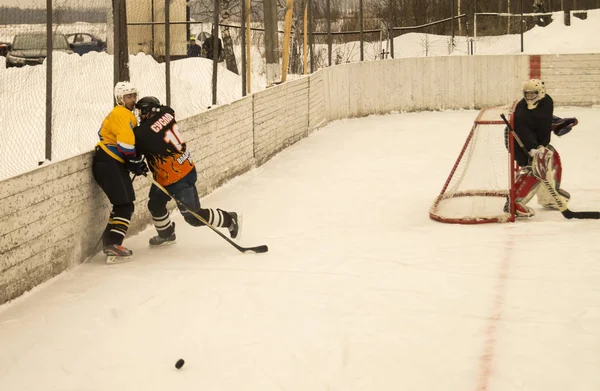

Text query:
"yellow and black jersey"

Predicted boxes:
[[133, 106, 194, 186], [96, 105, 138, 163]]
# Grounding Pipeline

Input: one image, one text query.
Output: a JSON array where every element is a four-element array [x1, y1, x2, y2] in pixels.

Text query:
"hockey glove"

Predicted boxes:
[[530, 146, 553, 180], [125, 156, 149, 176], [551, 116, 578, 137], [528, 145, 544, 158]]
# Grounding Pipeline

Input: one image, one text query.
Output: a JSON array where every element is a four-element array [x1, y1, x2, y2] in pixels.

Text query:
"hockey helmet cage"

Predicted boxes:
[[114, 81, 138, 106], [523, 79, 546, 110], [135, 96, 161, 117]]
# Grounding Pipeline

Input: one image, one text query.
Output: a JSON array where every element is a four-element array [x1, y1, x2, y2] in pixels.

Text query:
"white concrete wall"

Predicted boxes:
[[324, 55, 531, 121], [254, 78, 311, 165], [0, 154, 106, 302], [542, 54, 600, 106], [2, 53, 599, 304], [179, 97, 255, 196]]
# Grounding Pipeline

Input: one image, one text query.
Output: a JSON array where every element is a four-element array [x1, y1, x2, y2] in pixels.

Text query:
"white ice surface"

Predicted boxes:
[[1, 109, 600, 391]]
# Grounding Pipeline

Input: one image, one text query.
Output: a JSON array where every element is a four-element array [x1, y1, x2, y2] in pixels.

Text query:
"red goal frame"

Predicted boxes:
[[429, 105, 518, 224]]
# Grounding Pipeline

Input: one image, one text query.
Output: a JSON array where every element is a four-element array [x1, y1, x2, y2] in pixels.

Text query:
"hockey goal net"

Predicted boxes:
[[430, 105, 517, 224]]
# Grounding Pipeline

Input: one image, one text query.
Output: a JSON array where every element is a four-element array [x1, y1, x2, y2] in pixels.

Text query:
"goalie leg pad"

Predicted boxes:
[[514, 168, 541, 217], [539, 187, 571, 210], [536, 145, 566, 209], [549, 145, 563, 187], [515, 168, 541, 203]]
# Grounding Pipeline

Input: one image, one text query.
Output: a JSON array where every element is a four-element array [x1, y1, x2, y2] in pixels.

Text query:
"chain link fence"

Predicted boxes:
[[0, 2, 112, 181], [1, 0, 599, 181]]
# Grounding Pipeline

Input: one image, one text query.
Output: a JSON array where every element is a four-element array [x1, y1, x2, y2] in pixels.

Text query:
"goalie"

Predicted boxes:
[[508, 79, 578, 217]]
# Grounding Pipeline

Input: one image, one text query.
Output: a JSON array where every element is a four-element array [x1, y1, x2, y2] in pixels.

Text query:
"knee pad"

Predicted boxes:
[[148, 197, 168, 218], [113, 202, 134, 220]]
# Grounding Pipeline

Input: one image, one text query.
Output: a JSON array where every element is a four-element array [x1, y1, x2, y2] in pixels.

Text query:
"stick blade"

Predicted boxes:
[[244, 245, 269, 253], [562, 209, 600, 220]]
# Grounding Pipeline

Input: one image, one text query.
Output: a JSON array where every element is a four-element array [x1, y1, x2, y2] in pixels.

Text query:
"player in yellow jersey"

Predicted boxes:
[[92, 81, 148, 263]]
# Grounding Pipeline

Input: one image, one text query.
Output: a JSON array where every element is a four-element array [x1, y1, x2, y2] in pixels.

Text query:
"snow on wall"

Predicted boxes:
[[1, 53, 599, 304]]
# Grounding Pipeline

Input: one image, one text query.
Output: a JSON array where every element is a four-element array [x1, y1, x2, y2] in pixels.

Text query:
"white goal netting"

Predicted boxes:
[[430, 106, 516, 224]]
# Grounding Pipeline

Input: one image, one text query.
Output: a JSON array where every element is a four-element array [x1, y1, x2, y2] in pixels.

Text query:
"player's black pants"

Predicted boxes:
[[92, 147, 135, 247], [147, 167, 232, 237]]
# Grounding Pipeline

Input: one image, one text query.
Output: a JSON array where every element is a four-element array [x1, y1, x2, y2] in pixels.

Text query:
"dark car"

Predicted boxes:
[[6, 32, 73, 68], [0, 41, 10, 56], [66, 33, 106, 55]]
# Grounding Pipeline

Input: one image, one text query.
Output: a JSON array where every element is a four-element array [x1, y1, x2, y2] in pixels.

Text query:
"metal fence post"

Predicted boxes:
[[45, 0, 52, 163], [212, 0, 219, 105], [308, 0, 314, 73], [241, 0, 247, 96], [389, 0, 394, 59], [520, 0, 524, 52], [327, 0, 331, 66], [165, 0, 171, 106], [451, 0, 455, 51], [359, 0, 364, 61], [151, 0, 155, 56], [113, 0, 129, 90], [473, 0, 477, 38]]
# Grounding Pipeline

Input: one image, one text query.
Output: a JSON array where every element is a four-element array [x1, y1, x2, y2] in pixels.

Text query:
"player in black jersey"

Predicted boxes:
[[133, 96, 241, 246]]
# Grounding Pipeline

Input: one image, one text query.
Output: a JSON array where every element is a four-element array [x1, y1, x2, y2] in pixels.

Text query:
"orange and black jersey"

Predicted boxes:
[[133, 106, 194, 186]]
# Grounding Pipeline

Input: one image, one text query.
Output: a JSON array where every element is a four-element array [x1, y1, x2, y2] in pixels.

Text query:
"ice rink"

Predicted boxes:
[[1, 108, 600, 391]]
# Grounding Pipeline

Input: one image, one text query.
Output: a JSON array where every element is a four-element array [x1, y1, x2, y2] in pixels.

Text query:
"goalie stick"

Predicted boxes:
[[500, 114, 600, 220], [145, 175, 269, 253]]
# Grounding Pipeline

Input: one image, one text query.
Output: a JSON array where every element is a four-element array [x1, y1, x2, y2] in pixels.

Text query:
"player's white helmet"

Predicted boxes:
[[523, 79, 546, 110], [114, 81, 138, 106]]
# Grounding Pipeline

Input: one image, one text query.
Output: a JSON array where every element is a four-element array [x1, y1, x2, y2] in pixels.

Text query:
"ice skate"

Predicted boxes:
[[149, 232, 177, 246], [228, 212, 242, 240], [515, 202, 535, 218], [504, 198, 535, 218], [103, 244, 134, 264]]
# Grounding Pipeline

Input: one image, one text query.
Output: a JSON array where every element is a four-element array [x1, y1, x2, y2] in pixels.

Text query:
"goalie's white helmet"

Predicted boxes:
[[523, 79, 546, 110], [114, 81, 138, 106]]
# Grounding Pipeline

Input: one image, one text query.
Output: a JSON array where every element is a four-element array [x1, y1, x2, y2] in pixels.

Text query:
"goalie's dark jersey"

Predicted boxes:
[[512, 94, 554, 167], [133, 106, 194, 186]]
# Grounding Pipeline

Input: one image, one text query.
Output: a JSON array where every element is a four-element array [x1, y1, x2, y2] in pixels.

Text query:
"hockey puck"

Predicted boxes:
[[175, 358, 185, 369]]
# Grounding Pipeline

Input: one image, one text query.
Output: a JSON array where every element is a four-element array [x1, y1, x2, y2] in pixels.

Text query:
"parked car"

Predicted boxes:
[[0, 41, 10, 56], [66, 33, 106, 55], [5, 32, 73, 68]]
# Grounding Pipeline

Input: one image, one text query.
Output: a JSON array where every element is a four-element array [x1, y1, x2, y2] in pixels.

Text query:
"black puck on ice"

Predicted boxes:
[[175, 358, 185, 369]]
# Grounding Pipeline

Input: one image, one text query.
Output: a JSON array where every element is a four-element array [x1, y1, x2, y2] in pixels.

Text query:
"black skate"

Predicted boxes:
[[103, 244, 134, 264], [228, 212, 242, 240], [503, 198, 534, 217], [149, 233, 176, 246]]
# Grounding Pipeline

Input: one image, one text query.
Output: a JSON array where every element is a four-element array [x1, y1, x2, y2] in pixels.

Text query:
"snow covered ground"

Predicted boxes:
[[1, 108, 600, 390]]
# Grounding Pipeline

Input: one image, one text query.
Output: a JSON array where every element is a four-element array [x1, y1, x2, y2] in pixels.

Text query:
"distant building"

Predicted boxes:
[[107, 0, 188, 58]]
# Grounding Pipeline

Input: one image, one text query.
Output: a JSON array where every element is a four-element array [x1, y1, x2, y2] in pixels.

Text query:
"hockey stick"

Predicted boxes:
[[500, 114, 600, 220], [145, 175, 269, 253]]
